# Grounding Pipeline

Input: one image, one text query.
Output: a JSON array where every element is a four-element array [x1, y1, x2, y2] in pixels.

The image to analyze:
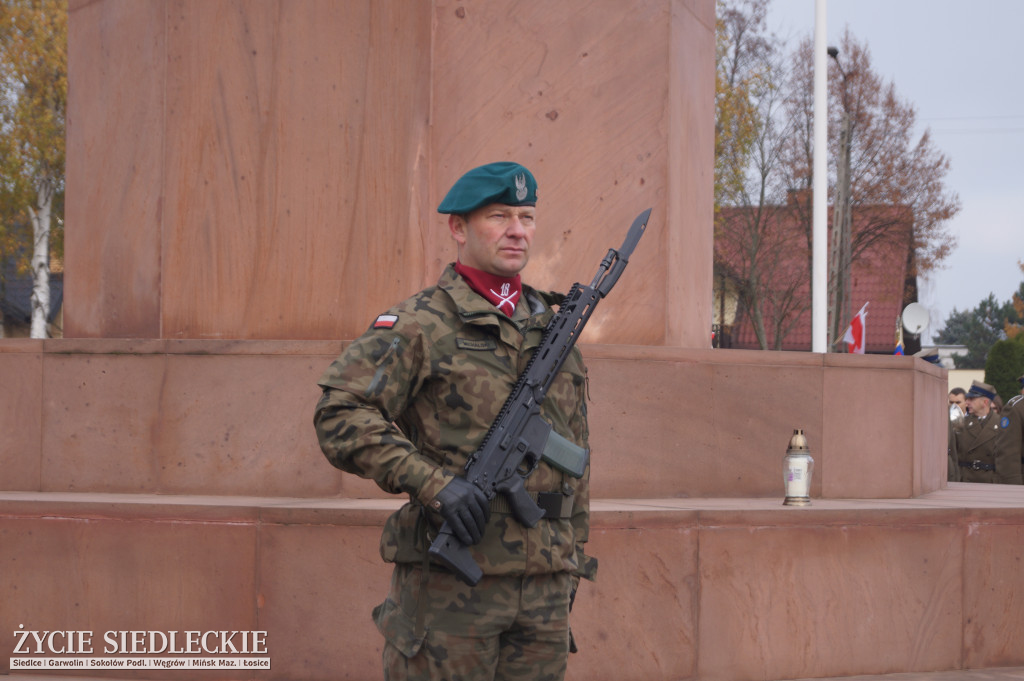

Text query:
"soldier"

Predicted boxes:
[[948, 405, 963, 482], [947, 387, 967, 482], [948, 387, 967, 415], [314, 161, 596, 680], [1004, 374, 1024, 472], [954, 380, 1022, 484]]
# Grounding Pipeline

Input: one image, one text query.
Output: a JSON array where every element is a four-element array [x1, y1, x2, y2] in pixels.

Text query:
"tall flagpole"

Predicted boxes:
[[812, 0, 828, 352]]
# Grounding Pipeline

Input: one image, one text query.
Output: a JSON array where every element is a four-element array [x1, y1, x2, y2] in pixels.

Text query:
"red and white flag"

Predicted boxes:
[[843, 303, 868, 354]]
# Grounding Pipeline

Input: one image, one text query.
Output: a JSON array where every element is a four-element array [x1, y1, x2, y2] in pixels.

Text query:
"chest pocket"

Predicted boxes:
[[541, 350, 588, 442], [432, 327, 517, 452], [516, 310, 588, 444]]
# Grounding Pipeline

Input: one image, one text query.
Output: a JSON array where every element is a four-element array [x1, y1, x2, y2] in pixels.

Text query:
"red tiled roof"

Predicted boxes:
[[717, 203, 912, 353]]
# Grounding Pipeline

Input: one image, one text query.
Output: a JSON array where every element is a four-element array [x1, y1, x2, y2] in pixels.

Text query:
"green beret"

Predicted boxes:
[[437, 162, 538, 215]]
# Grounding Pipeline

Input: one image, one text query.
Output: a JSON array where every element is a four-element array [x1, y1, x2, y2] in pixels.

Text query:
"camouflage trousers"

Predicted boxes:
[[373, 563, 573, 681]]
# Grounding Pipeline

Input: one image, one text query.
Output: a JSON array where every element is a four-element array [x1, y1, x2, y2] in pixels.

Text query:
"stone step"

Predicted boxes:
[[779, 669, 1024, 681], [3, 487, 1024, 680]]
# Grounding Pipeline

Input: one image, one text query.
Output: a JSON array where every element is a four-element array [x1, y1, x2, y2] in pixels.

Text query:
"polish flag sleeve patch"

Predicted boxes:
[[373, 314, 399, 329]]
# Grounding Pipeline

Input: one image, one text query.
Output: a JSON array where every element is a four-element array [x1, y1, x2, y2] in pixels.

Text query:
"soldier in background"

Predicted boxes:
[[314, 162, 596, 680], [947, 388, 967, 481], [953, 380, 1022, 484], [1003, 374, 1024, 474], [948, 404, 963, 483], [948, 387, 967, 415]]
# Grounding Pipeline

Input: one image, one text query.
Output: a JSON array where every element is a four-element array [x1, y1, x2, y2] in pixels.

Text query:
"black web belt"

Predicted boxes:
[[489, 491, 574, 519], [959, 460, 996, 471]]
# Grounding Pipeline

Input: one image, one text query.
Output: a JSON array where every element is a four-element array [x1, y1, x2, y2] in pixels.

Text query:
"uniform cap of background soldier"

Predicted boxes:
[[437, 162, 538, 215], [966, 380, 997, 401]]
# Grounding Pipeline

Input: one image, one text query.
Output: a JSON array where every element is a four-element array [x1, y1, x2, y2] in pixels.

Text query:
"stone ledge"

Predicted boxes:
[[778, 669, 1024, 681], [2, 483, 1021, 526], [0, 337, 949, 380]]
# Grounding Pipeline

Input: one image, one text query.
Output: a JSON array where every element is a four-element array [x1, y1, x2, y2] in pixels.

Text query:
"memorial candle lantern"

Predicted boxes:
[[783, 428, 814, 506]]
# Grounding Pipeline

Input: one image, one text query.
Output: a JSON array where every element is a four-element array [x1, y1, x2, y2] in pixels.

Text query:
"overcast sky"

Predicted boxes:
[[765, 0, 1024, 343]]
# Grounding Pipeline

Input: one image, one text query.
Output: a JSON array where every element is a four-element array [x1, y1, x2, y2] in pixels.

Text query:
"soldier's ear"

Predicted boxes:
[[449, 214, 468, 247]]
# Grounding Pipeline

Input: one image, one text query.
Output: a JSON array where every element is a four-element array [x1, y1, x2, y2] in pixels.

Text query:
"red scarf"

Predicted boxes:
[[455, 262, 522, 316]]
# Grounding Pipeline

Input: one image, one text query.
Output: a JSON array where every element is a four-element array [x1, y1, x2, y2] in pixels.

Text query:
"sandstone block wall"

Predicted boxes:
[[65, 0, 714, 347], [1, 340, 947, 501]]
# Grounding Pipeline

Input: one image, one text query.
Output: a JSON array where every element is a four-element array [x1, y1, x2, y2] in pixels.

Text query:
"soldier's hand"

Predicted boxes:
[[434, 477, 490, 545]]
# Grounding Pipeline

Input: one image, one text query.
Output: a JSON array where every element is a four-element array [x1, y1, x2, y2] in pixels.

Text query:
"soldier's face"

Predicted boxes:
[[450, 203, 535, 277], [948, 393, 966, 414], [966, 396, 990, 417]]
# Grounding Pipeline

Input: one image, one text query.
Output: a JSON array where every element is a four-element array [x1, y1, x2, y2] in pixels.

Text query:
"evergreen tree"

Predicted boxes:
[[985, 338, 1024, 405], [933, 294, 1014, 369]]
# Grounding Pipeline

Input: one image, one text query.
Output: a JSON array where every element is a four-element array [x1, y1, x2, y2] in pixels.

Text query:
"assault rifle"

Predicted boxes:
[[428, 208, 652, 585]]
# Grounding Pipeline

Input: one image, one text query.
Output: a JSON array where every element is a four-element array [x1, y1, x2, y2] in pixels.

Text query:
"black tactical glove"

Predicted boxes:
[[433, 477, 490, 546]]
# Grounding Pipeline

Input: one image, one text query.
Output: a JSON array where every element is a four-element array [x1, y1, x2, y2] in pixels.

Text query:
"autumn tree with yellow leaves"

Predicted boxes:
[[0, 0, 66, 338], [714, 0, 960, 351], [714, 0, 809, 349]]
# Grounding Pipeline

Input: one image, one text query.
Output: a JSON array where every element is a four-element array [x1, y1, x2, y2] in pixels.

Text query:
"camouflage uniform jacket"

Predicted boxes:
[[315, 263, 597, 581]]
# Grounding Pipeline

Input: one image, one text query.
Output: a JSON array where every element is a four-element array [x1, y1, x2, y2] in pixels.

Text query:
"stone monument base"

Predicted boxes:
[[3, 340, 1022, 679], [2, 489, 1024, 680]]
